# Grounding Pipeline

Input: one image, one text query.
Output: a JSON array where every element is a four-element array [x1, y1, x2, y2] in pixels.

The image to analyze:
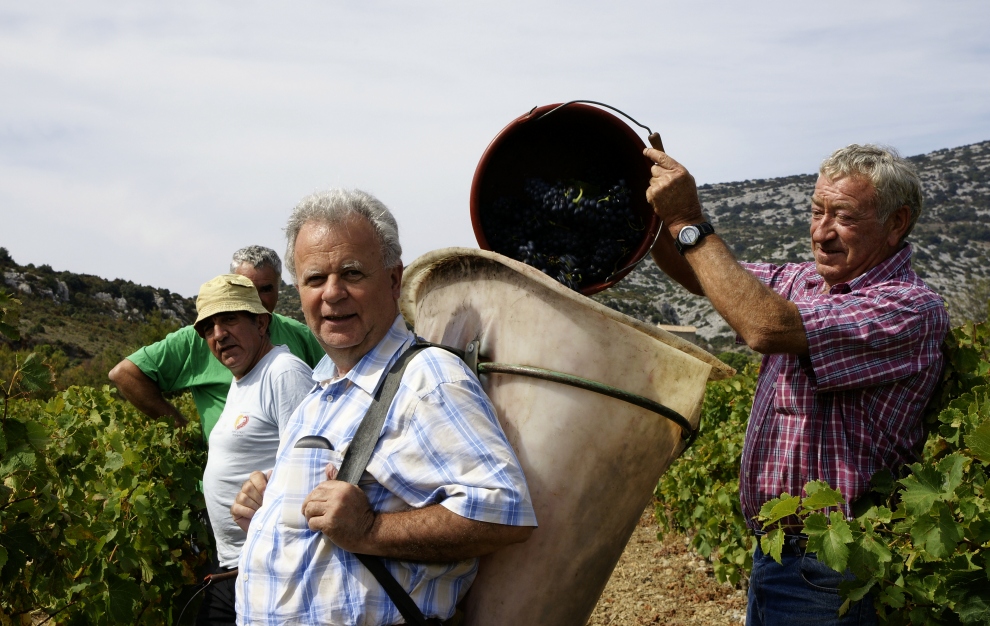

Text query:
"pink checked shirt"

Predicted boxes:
[[738, 244, 949, 527]]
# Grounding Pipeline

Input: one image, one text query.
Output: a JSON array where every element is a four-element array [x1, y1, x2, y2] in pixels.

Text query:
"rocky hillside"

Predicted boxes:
[[594, 140, 990, 351], [1, 248, 194, 326], [0, 247, 304, 365], [4, 140, 987, 361]]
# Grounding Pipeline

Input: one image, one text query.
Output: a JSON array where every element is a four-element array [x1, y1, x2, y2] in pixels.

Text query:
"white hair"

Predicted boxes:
[[284, 189, 402, 282]]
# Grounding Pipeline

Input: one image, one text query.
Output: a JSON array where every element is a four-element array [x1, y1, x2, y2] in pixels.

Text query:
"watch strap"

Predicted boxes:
[[674, 222, 715, 255]]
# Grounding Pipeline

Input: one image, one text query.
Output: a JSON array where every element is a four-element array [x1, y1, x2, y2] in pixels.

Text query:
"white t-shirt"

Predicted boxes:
[[203, 344, 315, 568]]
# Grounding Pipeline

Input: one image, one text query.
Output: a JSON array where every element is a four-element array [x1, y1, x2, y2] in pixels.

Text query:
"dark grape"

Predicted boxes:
[[482, 175, 644, 291]]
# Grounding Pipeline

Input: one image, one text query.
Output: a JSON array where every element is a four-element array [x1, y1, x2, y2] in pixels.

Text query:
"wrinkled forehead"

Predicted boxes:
[[812, 174, 878, 209], [295, 218, 385, 269], [233, 262, 280, 286]]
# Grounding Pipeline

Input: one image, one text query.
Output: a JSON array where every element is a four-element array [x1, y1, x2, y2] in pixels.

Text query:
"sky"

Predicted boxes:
[[2, 1, 989, 297]]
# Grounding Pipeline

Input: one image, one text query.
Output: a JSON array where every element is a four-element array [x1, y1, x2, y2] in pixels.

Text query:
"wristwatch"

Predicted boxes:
[[674, 222, 715, 254]]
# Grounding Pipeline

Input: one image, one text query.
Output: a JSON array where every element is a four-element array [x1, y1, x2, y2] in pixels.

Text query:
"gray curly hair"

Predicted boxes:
[[230, 245, 283, 275], [284, 189, 402, 282], [820, 144, 923, 240]]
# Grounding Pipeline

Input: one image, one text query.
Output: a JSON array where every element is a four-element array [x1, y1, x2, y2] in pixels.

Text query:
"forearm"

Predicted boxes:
[[108, 360, 187, 426], [650, 229, 703, 295], [684, 236, 808, 355], [354, 504, 534, 563]]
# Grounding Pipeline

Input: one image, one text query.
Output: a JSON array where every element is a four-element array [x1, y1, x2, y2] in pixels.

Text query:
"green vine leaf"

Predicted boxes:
[[760, 528, 785, 564], [965, 418, 990, 464], [899, 463, 947, 516], [838, 579, 876, 616], [806, 512, 853, 572], [802, 481, 845, 510], [868, 469, 897, 497], [759, 494, 801, 527], [17, 353, 56, 395], [24, 419, 49, 450], [910, 501, 963, 559], [937, 453, 969, 495], [847, 527, 893, 578], [106, 573, 142, 624], [945, 570, 990, 625], [879, 583, 906, 609]]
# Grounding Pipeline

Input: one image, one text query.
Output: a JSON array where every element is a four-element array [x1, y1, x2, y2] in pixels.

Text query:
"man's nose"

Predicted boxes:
[[811, 215, 835, 241], [205, 321, 228, 339], [320, 276, 348, 303]]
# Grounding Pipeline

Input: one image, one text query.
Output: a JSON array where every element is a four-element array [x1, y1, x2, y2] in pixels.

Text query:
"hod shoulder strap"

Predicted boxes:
[[337, 343, 440, 626]]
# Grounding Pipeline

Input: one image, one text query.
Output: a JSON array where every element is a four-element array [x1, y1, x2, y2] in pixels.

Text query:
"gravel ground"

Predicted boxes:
[[588, 509, 747, 625]]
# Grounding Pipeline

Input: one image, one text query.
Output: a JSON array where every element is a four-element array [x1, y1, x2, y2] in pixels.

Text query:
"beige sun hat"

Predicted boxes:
[[194, 274, 269, 327]]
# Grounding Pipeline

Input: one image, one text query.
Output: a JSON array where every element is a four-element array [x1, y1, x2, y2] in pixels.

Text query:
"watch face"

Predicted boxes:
[[678, 225, 700, 246]]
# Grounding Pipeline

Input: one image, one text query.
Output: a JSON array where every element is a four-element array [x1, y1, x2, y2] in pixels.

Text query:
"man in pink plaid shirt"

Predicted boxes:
[[643, 143, 949, 626]]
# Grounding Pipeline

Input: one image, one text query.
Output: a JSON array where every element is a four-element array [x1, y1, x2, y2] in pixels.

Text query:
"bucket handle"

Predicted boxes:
[[527, 100, 666, 151]]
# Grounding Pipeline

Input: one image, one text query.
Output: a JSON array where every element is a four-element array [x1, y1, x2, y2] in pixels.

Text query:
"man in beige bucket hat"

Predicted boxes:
[[193, 273, 315, 625], [109, 246, 325, 441]]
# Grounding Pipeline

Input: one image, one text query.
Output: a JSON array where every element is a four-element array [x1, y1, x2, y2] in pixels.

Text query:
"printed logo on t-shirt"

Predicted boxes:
[[234, 415, 250, 430]]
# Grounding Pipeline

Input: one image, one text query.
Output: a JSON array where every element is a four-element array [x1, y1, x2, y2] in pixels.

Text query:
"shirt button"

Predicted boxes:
[[325, 395, 333, 402]]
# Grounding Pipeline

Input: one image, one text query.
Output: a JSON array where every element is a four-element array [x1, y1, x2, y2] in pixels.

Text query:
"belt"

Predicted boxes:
[[205, 567, 238, 583]]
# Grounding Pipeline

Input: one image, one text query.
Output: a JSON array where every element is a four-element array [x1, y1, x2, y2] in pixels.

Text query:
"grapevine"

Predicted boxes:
[[1, 289, 210, 625]]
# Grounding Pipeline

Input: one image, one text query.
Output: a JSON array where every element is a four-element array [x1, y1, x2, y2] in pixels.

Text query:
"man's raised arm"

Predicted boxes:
[[644, 148, 808, 355]]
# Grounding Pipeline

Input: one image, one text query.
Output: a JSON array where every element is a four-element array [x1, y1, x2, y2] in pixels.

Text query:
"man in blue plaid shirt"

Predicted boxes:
[[230, 189, 537, 626]]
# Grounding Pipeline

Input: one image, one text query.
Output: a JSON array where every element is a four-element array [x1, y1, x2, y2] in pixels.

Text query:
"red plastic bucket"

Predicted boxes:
[[469, 102, 662, 295]]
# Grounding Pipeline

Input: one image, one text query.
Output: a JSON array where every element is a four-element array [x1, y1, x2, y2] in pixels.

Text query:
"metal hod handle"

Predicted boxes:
[[424, 339, 698, 448], [531, 100, 666, 152]]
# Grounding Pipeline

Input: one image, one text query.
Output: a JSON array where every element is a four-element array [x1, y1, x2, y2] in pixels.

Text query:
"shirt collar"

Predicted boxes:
[[310, 314, 414, 396], [804, 243, 914, 294]]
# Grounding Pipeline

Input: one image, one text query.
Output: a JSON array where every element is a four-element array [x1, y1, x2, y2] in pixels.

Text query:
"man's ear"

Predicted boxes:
[[390, 264, 404, 300], [886, 204, 912, 246], [257, 313, 272, 335]]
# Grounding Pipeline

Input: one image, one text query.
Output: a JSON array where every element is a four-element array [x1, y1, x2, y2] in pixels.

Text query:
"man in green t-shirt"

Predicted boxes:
[[109, 246, 324, 440]]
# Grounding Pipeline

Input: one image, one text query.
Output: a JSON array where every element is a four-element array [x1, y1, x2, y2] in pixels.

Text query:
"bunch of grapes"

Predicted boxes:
[[482, 176, 644, 291]]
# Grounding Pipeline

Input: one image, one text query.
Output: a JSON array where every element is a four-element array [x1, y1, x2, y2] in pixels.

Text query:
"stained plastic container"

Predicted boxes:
[[469, 102, 663, 295]]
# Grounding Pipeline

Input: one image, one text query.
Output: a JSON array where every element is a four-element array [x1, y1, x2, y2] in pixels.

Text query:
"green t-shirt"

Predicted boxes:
[[126, 313, 325, 440]]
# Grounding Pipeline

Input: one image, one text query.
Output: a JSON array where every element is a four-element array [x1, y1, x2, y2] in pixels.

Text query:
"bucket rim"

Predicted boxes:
[[468, 102, 663, 296]]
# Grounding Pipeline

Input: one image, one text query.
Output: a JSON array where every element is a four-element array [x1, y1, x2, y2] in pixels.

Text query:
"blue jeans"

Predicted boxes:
[[747, 541, 877, 626]]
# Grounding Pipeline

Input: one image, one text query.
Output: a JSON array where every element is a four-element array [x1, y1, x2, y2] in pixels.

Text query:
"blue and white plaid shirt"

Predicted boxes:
[[236, 315, 536, 625]]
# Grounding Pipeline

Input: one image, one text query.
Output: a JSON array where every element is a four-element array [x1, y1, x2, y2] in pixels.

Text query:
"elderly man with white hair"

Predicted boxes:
[[231, 189, 536, 626], [644, 144, 949, 625]]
